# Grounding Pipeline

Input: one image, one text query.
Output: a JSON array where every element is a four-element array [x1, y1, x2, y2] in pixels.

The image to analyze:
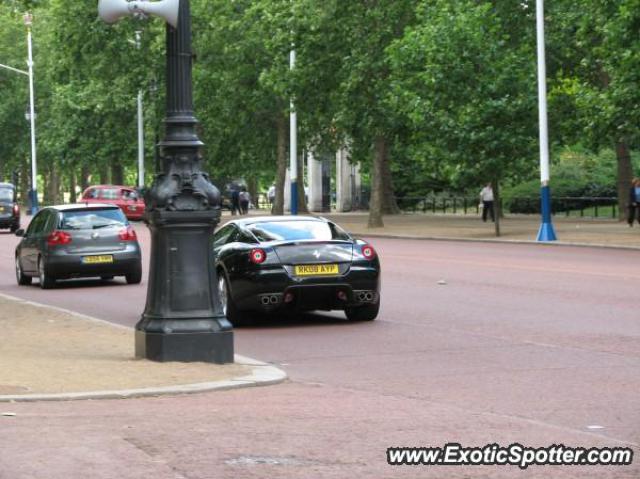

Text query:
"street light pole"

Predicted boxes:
[[135, 30, 145, 189], [25, 13, 38, 214], [134, 0, 233, 363], [289, 48, 298, 215], [535, 0, 557, 241]]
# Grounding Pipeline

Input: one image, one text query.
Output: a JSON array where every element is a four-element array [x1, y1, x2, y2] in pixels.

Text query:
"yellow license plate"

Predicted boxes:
[[294, 264, 339, 276], [82, 255, 114, 264]]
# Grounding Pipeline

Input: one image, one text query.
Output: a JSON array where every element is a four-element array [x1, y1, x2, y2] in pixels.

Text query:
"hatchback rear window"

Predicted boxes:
[[60, 208, 127, 230], [247, 220, 350, 242], [0, 188, 14, 202], [99, 189, 121, 200]]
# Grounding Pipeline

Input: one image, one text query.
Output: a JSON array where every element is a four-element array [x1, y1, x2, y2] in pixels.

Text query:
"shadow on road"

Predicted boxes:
[[24, 278, 134, 290], [236, 311, 359, 329]]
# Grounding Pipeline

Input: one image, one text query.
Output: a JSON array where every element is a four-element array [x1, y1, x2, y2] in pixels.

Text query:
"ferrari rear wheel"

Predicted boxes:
[[345, 296, 380, 321], [218, 271, 245, 326]]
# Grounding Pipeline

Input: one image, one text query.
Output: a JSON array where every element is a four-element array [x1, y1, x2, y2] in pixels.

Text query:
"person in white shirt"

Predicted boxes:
[[267, 184, 276, 208], [479, 183, 495, 222]]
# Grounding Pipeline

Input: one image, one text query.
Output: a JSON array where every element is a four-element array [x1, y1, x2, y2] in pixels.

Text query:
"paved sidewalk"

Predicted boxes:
[[318, 212, 640, 248], [0, 294, 286, 401]]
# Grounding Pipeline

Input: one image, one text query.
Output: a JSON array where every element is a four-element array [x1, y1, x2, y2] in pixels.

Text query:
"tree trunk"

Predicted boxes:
[[80, 164, 90, 191], [69, 169, 78, 203], [616, 141, 633, 221], [20, 161, 29, 207], [368, 136, 385, 228], [296, 151, 309, 214], [381, 151, 400, 214], [99, 165, 110, 185], [492, 178, 501, 237], [273, 116, 287, 215], [49, 165, 60, 205], [247, 176, 258, 210], [43, 164, 59, 206], [43, 168, 50, 206], [111, 162, 124, 186]]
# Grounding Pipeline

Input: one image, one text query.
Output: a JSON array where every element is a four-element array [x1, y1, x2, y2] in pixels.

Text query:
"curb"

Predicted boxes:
[[350, 232, 640, 251], [0, 293, 288, 402], [0, 355, 287, 403]]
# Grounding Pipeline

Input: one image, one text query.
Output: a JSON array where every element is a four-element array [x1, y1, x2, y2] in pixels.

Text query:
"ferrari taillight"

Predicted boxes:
[[362, 244, 376, 260], [249, 248, 267, 264]]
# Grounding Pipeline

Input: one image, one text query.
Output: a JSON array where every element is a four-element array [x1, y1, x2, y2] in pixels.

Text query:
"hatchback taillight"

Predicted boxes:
[[249, 248, 267, 264], [47, 230, 72, 246], [118, 226, 137, 241], [362, 244, 376, 260], [12, 204, 19, 215]]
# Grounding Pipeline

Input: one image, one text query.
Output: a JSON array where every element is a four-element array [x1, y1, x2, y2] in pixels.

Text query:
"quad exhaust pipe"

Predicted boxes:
[[260, 294, 281, 305], [356, 291, 375, 302], [261, 291, 374, 306]]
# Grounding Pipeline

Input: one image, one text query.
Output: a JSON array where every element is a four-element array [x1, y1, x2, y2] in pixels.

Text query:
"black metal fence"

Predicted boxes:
[[394, 196, 619, 218]]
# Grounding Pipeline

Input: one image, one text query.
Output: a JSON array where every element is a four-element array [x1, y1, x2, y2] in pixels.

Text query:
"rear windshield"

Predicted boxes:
[[99, 189, 121, 200], [0, 188, 14, 202], [60, 208, 127, 230], [247, 220, 350, 242]]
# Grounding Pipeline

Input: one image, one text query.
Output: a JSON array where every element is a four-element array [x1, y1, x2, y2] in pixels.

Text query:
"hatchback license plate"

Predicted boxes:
[[294, 264, 339, 276], [82, 255, 114, 264]]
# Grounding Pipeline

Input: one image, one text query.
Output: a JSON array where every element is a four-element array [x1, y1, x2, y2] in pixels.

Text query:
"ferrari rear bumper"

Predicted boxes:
[[232, 265, 379, 312]]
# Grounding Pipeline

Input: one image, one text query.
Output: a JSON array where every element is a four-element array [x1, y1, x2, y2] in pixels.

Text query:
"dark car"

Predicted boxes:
[[0, 183, 20, 232], [213, 216, 380, 324], [15, 203, 142, 289]]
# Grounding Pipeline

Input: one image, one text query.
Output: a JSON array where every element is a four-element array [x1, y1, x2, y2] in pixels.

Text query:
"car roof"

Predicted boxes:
[[0, 182, 15, 189], [83, 185, 136, 190], [43, 203, 120, 212], [230, 215, 328, 227]]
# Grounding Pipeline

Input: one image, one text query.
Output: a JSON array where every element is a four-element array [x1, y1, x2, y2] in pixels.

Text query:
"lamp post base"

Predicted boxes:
[[537, 184, 557, 242], [135, 326, 234, 364], [136, 209, 233, 364], [536, 222, 557, 242], [28, 189, 38, 215]]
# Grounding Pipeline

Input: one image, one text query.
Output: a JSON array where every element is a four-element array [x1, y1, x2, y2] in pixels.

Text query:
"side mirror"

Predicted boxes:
[[15, 228, 25, 237]]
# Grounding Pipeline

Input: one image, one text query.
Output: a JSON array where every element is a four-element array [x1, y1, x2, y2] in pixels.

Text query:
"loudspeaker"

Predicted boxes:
[[98, 0, 180, 28], [98, 0, 131, 24], [137, 0, 179, 29]]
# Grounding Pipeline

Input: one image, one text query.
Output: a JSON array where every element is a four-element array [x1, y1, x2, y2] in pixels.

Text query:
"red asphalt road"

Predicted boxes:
[[0, 221, 638, 478]]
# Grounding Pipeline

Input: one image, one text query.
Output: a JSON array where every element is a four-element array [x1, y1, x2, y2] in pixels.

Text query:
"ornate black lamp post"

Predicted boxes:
[[99, 0, 233, 363]]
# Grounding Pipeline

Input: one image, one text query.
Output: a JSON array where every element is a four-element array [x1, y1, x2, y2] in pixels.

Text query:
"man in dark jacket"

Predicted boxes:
[[628, 178, 640, 227], [231, 188, 240, 216]]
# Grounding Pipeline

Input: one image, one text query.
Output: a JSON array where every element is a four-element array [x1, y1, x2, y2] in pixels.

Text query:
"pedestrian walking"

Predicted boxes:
[[628, 178, 640, 227], [239, 187, 251, 215], [267, 184, 276, 208], [230, 188, 240, 216], [479, 183, 495, 222]]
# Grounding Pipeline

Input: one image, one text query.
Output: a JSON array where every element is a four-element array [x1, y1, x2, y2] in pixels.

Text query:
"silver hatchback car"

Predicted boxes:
[[15, 203, 142, 289]]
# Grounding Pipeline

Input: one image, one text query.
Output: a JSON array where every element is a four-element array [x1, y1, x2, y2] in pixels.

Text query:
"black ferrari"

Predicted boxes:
[[213, 216, 380, 324]]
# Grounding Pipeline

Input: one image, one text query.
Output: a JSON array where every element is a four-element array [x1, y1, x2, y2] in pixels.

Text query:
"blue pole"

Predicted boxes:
[[29, 189, 38, 215], [535, 0, 557, 242], [536, 185, 557, 241], [290, 181, 298, 215]]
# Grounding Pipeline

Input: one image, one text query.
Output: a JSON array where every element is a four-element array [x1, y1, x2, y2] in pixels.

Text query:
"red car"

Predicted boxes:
[[81, 185, 146, 220]]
